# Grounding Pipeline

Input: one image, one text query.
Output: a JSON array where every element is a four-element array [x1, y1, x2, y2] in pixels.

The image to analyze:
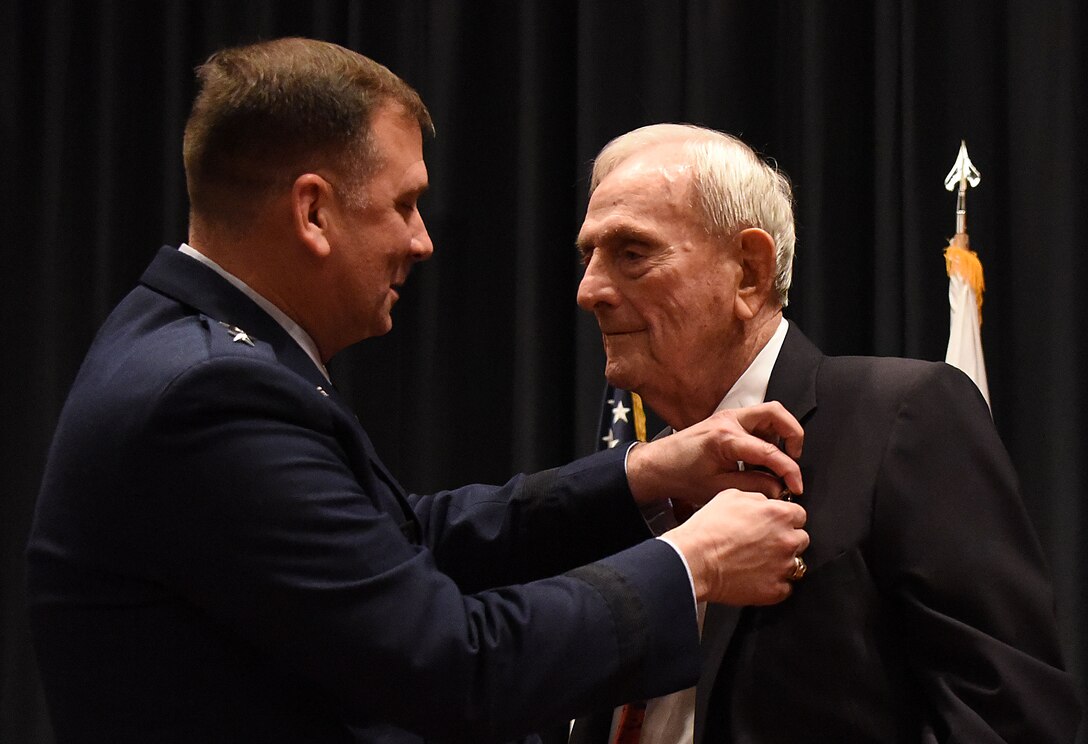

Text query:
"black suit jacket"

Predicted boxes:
[[27, 247, 702, 743], [572, 323, 1080, 743], [695, 323, 1079, 743]]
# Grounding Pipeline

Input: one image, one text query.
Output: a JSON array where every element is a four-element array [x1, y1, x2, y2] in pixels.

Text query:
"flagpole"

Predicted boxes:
[[942, 140, 991, 409]]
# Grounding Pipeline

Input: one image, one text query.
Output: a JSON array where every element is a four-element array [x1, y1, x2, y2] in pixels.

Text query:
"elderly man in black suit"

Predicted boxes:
[[571, 123, 1080, 743]]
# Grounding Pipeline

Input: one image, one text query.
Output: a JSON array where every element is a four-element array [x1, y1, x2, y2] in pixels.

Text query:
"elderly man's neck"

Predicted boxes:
[[654, 309, 783, 431]]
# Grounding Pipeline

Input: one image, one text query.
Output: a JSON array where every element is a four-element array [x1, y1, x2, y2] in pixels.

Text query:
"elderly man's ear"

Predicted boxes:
[[733, 227, 779, 320]]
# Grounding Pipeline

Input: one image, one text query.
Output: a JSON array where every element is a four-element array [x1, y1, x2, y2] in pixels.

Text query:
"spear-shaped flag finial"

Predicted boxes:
[[941, 140, 990, 409], [944, 140, 981, 239]]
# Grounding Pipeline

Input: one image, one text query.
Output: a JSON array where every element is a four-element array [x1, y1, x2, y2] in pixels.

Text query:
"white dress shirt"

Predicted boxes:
[[621, 316, 789, 744]]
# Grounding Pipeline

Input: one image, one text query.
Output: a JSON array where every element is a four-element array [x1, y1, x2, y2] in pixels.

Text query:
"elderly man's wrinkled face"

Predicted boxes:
[[577, 148, 744, 419]]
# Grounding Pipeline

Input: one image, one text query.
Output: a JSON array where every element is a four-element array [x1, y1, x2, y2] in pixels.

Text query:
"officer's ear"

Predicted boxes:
[[292, 173, 335, 258], [733, 228, 778, 320]]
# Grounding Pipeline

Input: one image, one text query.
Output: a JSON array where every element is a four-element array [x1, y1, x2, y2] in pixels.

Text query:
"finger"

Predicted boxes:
[[754, 581, 792, 606], [732, 402, 804, 459], [696, 470, 785, 501], [780, 501, 808, 529], [722, 437, 804, 495], [795, 527, 810, 552], [783, 555, 802, 579]]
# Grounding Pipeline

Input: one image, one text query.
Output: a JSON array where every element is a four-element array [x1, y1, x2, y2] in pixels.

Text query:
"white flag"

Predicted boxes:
[[944, 242, 990, 409]]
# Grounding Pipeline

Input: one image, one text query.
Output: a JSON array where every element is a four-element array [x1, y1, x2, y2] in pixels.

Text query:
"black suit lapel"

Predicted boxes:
[[764, 321, 821, 425], [694, 322, 824, 744]]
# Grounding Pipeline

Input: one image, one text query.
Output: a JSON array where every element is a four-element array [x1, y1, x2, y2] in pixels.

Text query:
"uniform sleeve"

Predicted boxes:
[[408, 448, 657, 592], [135, 355, 700, 741], [872, 363, 1081, 742]]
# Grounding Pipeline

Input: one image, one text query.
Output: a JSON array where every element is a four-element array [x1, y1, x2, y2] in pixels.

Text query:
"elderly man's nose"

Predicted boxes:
[[577, 256, 616, 310]]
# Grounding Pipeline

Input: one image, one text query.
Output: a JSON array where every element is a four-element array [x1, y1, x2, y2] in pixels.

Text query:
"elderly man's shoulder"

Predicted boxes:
[[818, 353, 987, 413], [824, 352, 949, 382]]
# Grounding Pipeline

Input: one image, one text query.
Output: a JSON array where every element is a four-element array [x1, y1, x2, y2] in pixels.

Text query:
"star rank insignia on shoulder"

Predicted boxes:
[[217, 321, 255, 347]]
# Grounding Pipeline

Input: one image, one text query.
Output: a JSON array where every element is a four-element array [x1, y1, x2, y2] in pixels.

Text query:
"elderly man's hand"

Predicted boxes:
[[665, 489, 809, 605], [626, 402, 804, 507]]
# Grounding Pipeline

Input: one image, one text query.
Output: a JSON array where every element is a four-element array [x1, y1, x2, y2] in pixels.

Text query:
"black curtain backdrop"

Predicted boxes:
[[3, 2, 1085, 741]]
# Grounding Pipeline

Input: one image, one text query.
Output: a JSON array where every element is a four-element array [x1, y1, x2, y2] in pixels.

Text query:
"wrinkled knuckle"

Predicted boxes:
[[769, 499, 792, 518], [777, 531, 797, 553], [762, 401, 785, 420], [797, 530, 812, 551]]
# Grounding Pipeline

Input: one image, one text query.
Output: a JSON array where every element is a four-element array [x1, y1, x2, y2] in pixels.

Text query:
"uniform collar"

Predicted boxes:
[[178, 244, 330, 381]]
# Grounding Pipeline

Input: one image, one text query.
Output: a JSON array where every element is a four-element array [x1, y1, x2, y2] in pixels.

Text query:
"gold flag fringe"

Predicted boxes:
[[631, 392, 647, 443], [944, 234, 985, 322]]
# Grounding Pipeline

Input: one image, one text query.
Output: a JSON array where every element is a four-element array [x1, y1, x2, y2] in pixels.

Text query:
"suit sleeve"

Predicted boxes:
[[872, 363, 1081, 742], [135, 356, 699, 741]]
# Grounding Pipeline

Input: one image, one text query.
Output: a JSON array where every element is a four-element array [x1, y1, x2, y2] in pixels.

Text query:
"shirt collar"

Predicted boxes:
[[714, 316, 789, 411], [178, 244, 330, 381]]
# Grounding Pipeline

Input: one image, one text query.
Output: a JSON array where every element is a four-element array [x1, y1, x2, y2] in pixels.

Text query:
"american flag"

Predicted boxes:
[[597, 385, 646, 450]]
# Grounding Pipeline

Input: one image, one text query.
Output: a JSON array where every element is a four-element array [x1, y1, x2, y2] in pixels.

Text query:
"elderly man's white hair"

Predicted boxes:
[[590, 124, 796, 306]]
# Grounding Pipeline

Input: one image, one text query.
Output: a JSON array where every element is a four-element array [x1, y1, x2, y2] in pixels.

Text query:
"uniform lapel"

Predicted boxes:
[[141, 246, 328, 386], [141, 246, 423, 541]]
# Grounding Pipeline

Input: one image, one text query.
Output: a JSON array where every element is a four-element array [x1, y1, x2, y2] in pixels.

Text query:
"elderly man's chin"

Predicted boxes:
[[602, 356, 644, 392], [600, 334, 649, 387]]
